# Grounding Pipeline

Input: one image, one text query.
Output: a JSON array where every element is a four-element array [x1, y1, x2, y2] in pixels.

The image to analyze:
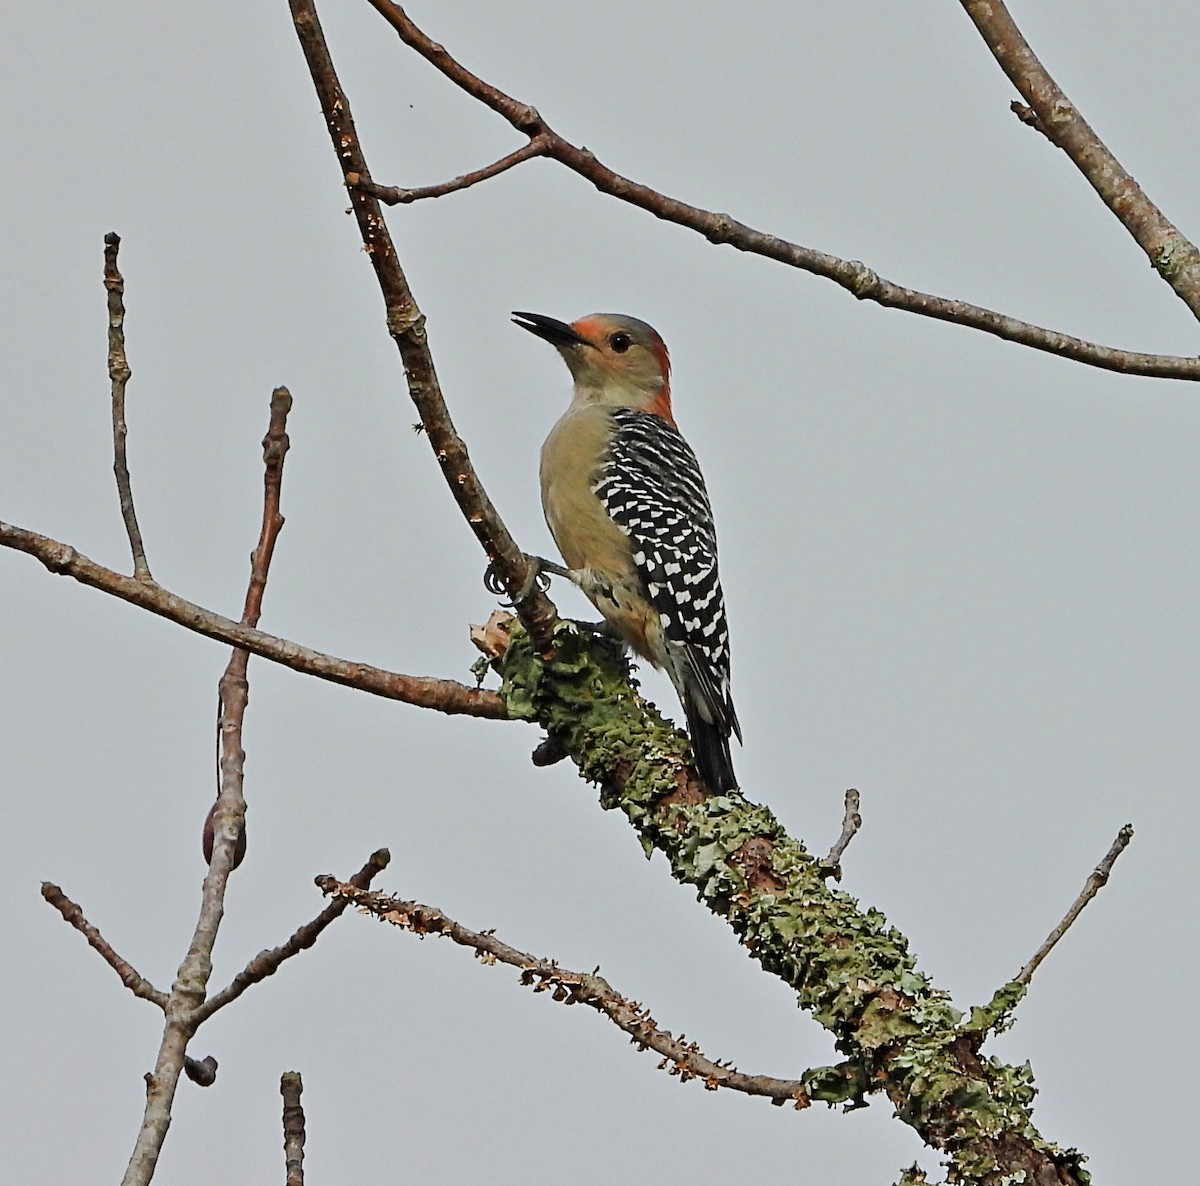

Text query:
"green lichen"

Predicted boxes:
[[492, 619, 1089, 1184]]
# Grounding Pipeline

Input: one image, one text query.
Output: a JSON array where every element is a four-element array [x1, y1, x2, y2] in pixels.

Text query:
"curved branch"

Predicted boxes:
[[0, 519, 506, 718], [361, 0, 1200, 382], [350, 135, 550, 204], [960, 0, 1200, 320], [289, 0, 560, 649]]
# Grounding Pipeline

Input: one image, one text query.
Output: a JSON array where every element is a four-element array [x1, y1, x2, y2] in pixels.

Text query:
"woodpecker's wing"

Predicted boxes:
[[593, 408, 740, 744]]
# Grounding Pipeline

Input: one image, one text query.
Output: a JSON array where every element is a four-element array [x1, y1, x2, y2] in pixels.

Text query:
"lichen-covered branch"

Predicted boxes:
[[0, 520, 505, 718], [318, 876, 813, 1107], [489, 617, 1089, 1185], [361, 0, 1200, 383]]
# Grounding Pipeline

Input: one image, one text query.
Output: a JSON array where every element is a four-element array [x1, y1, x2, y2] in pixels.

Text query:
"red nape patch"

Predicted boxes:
[[646, 331, 675, 425], [649, 383, 677, 427]]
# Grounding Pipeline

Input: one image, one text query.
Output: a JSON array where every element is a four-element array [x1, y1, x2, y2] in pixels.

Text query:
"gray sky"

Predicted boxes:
[[3, 2, 1197, 1181]]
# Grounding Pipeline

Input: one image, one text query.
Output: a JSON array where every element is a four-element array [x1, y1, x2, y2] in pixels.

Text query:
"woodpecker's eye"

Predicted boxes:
[[609, 331, 632, 353]]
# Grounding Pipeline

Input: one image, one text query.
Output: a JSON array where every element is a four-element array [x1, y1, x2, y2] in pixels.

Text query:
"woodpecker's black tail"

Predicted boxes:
[[683, 696, 739, 792]]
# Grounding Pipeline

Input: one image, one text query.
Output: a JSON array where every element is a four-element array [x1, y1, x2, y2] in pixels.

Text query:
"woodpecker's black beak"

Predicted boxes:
[[512, 311, 592, 349]]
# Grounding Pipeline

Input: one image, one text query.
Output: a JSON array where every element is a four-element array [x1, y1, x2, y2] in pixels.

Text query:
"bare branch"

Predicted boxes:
[[103, 233, 152, 579], [41, 882, 168, 1009], [819, 789, 862, 880], [289, 0, 560, 649], [123, 386, 299, 1185], [319, 878, 812, 1108], [281, 1073, 306, 1186], [1017, 824, 1134, 986], [360, 0, 1200, 382], [0, 519, 507, 718], [194, 848, 391, 1024], [350, 135, 550, 204], [961, 0, 1200, 320]]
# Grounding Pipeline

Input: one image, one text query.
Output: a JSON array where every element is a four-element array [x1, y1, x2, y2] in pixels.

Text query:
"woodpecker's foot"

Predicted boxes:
[[483, 555, 566, 605]]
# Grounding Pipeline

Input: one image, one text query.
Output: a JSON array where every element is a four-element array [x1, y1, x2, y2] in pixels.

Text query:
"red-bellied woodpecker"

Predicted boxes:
[[512, 310, 741, 792]]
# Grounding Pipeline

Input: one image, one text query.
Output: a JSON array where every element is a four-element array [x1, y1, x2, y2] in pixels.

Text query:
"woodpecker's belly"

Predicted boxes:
[[539, 406, 663, 664]]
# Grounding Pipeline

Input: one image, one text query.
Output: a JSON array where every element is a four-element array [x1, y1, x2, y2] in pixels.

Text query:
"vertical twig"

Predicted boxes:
[[281, 1073, 306, 1186], [103, 233, 152, 580], [120, 389, 293, 1186]]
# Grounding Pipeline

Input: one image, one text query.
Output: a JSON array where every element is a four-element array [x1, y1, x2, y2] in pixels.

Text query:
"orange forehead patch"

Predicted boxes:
[[570, 315, 610, 345]]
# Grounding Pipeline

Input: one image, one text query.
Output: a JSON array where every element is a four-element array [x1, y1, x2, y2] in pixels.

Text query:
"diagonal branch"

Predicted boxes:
[[488, 618, 1090, 1183], [0, 519, 506, 718], [318, 877, 812, 1108], [41, 882, 168, 1010], [1018, 823, 1134, 986], [360, 0, 1200, 382], [289, 0, 559, 649], [103, 233, 152, 579], [960, 0, 1200, 320], [194, 848, 391, 1024]]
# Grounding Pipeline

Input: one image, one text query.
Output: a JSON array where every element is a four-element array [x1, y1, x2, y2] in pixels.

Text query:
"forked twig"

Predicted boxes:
[[194, 848, 391, 1023], [819, 789, 862, 879], [960, 0, 1200, 319], [360, 0, 1200, 381]]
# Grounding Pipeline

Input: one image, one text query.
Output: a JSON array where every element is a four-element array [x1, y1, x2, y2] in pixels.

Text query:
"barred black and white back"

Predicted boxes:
[[594, 407, 741, 790]]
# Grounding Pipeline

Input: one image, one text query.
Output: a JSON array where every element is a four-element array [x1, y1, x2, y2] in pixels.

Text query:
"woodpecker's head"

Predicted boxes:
[[513, 311, 674, 424]]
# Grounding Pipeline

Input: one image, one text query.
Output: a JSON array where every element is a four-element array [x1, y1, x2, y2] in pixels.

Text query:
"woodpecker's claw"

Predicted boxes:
[[484, 555, 566, 606]]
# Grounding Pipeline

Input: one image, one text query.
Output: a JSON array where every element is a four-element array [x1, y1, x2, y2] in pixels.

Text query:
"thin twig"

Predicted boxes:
[[203, 386, 292, 868], [351, 135, 550, 204], [281, 1073, 306, 1186], [819, 789, 862, 880], [318, 878, 812, 1108], [0, 520, 507, 718], [122, 388, 295, 1186], [961, 0, 1200, 321], [1009, 101, 1050, 141], [359, 0, 1200, 382], [194, 848, 391, 1023], [103, 233, 153, 579], [41, 883, 168, 1009], [1017, 824, 1134, 986], [289, 0, 559, 651]]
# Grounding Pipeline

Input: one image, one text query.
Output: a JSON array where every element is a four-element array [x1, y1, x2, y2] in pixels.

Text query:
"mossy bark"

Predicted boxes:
[[495, 619, 1086, 1186]]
